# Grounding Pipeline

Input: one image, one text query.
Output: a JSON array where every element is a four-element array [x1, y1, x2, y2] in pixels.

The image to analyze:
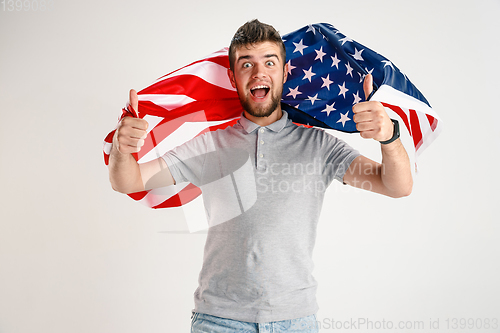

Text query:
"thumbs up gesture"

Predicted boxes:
[[113, 89, 149, 154], [352, 74, 394, 142]]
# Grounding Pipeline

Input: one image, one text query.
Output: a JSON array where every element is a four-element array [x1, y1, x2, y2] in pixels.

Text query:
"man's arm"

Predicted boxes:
[[342, 75, 413, 198], [108, 89, 175, 194], [343, 141, 412, 198]]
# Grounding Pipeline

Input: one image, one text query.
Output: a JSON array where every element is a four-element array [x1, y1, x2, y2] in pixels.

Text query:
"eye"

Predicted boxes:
[[243, 62, 252, 68], [266, 60, 275, 66]]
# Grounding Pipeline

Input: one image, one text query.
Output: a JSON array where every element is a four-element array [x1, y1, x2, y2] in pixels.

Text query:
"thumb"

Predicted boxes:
[[128, 89, 139, 118], [363, 74, 374, 100]]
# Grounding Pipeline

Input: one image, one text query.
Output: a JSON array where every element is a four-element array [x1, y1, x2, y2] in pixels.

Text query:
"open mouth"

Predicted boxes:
[[250, 85, 270, 99]]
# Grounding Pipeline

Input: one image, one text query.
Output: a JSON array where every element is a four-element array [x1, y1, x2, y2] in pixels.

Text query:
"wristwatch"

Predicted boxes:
[[379, 119, 400, 145]]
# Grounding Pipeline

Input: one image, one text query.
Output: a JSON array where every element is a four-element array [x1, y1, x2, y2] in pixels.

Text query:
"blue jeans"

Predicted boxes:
[[191, 312, 319, 332]]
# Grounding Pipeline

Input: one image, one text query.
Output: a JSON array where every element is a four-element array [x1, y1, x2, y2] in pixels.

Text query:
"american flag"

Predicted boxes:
[[103, 23, 441, 209], [281, 23, 441, 153], [103, 48, 242, 209]]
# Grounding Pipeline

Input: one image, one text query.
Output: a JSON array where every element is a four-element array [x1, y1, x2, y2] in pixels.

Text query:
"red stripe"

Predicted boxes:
[[206, 56, 230, 69], [152, 183, 202, 209], [103, 130, 116, 165], [409, 109, 423, 151], [103, 152, 110, 165], [197, 119, 239, 135], [381, 102, 427, 151], [128, 190, 149, 201], [139, 75, 237, 103], [294, 123, 313, 128], [381, 103, 412, 137], [135, 99, 242, 161], [104, 50, 244, 209], [426, 114, 438, 131], [135, 120, 239, 209], [135, 97, 242, 122]]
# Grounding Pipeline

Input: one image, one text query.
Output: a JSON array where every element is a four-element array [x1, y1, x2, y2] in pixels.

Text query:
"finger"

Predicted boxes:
[[121, 117, 149, 131], [119, 126, 148, 141], [118, 144, 141, 154], [117, 135, 145, 151], [352, 100, 374, 115], [354, 107, 385, 122], [129, 89, 139, 117], [358, 129, 376, 140], [353, 111, 373, 124], [127, 128, 148, 140], [121, 136, 145, 148], [363, 74, 373, 100], [356, 121, 377, 132]]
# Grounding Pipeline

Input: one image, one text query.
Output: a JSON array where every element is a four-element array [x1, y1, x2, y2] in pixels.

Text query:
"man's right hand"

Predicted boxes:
[[109, 89, 175, 193], [113, 89, 149, 154]]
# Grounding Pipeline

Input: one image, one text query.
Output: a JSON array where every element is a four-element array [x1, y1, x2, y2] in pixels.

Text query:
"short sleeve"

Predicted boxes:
[[320, 131, 361, 184], [161, 133, 213, 186]]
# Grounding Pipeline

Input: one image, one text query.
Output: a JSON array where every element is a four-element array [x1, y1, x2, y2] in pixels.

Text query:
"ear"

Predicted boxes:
[[227, 68, 236, 89], [283, 62, 288, 84]]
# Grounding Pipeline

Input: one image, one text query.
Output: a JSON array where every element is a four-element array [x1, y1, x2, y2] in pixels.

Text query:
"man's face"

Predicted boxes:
[[228, 41, 288, 118]]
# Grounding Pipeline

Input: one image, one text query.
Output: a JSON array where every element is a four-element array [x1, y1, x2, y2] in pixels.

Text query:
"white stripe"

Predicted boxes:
[[414, 108, 443, 156], [384, 104, 442, 157], [139, 94, 196, 111], [374, 84, 442, 157], [137, 118, 236, 164], [383, 105, 410, 129], [103, 142, 112, 155], [135, 115, 171, 163], [143, 115, 163, 134], [151, 60, 236, 92], [372, 85, 440, 120]]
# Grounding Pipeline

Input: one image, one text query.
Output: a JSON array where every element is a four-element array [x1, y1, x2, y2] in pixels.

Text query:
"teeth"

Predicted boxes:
[[251, 85, 269, 90]]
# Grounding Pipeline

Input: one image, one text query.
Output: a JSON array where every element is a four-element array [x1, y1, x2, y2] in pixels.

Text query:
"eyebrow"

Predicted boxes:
[[236, 53, 280, 63]]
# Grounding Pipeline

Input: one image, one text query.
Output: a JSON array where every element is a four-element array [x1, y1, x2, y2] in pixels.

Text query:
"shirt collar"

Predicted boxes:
[[238, 110, 291, 134]]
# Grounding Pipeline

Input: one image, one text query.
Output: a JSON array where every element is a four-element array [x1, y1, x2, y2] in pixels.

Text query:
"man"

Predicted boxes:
[[109, 20, 412, 332]]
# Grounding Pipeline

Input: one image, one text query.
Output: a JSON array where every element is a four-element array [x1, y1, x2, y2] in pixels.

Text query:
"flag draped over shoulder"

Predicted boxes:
[[103, 23, 441, 209]]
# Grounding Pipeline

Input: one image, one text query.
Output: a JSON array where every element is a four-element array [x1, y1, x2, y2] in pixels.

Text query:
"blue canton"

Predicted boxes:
[[281, 23, 431, 133]]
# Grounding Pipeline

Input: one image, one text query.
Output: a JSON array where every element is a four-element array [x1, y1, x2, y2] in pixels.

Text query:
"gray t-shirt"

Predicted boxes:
[[162, 111, 360, 323]]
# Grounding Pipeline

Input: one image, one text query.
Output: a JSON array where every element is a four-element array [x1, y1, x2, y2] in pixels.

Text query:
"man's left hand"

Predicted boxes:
[[352, 74, 394, 142]]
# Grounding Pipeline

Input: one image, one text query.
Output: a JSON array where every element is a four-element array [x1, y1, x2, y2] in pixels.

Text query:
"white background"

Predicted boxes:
[[1, 0, 499, 332]]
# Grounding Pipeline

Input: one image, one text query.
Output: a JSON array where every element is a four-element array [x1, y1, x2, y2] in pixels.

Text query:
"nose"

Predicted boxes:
[[251, 63, 267, 79]]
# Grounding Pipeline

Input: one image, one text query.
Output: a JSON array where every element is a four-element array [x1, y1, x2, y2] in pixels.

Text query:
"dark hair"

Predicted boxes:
[[228, 19, 286, 71]]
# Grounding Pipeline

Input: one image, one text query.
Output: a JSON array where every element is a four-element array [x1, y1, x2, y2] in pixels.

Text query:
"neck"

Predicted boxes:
[[243, 108, 283, 127]]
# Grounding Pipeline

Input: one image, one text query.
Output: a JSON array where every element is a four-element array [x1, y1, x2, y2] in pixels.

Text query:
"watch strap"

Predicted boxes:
[[379, 119, 400, 145]]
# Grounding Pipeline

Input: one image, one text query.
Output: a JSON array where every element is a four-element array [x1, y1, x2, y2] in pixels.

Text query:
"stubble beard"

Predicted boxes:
[[238, 86, 283, 118]]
